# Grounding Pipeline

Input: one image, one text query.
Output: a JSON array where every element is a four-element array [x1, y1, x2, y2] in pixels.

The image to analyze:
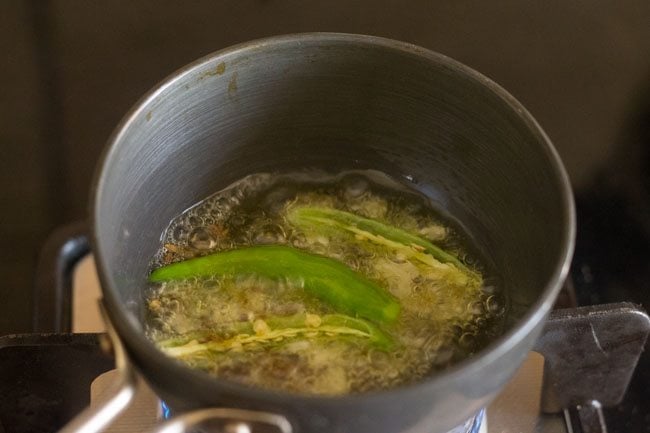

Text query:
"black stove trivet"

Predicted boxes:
[[0, 334, 113, 433]]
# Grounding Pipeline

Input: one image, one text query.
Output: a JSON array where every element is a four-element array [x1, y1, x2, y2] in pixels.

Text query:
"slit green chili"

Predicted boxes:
[[287, 206, 469, 271], [158, 313, 395, 358], [149, 245, 400, 324]]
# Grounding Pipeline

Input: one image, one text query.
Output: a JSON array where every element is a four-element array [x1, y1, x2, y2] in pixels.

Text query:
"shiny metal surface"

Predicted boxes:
[[58, 305, 137, 433], [535, 303, 650, 413], [92, 34, 575, 433], [151, 409, 292, 433]]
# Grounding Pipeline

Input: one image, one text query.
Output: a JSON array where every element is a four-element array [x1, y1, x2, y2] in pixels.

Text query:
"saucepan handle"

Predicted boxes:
[[36, 222, 139, 433], [58, 302, 293, 433], [58, 304, 138, 433], [40, 224, 292, 433], [34, 221, 91, 333], [534, 302, 650, 433]]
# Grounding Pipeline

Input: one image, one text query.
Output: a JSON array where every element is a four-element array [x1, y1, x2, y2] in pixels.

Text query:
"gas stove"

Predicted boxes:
[[2, 203, 649, 433]]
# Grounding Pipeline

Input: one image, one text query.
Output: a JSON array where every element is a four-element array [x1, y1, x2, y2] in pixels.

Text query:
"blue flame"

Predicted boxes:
[[160, 401, 172, 419]]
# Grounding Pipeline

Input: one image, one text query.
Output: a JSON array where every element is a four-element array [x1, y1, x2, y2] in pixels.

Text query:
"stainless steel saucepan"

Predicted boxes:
[[76, 33, 588, 433]]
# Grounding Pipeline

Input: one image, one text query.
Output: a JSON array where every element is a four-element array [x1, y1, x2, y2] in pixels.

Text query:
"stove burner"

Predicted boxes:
[[157, 403, 485, 433]]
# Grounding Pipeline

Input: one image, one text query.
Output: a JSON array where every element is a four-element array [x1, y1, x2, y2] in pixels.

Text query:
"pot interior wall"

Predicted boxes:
[[95, 36, 568, 336]]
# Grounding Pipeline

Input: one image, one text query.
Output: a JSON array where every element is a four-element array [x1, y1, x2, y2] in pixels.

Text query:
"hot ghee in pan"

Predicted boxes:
[[145, 170, 506, 395]]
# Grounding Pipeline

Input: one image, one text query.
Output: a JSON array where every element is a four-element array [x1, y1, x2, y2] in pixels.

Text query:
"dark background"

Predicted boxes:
[[1, 1, 649, 333], [1, 2, 650, 431]]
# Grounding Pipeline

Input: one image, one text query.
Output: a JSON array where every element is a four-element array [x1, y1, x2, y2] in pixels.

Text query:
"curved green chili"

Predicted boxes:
[[149, 245, 400, 324]]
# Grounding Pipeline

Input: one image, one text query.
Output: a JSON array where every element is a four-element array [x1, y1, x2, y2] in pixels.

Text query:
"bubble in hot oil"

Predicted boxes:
[[450, 324, 464, 338], [289, 232, 308, 249], [474, 317, 487, 329], [254, 224, 286, 244], [481, 284, 497, 295], [189, 227, 217, 250], [458, 252, 478, 267], [467, 300, 484, 316], [262, 185, 298, 214], [188, 215, 202, 227], [171, 225, 188, 243], [485, 295, 504, 317], [480, 276, 501, 294], [228, 213, 248, 228], [432, 346, 454, 366], [207, 196, 232, 217], [458, 333, 476, 350], [339, 174, 369, 200]]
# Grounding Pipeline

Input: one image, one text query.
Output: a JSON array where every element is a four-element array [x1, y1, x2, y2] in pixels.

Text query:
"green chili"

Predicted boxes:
[[158, 313, 395, 357], [149, 245, 400, 324], [287, 206, 468, 271]]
